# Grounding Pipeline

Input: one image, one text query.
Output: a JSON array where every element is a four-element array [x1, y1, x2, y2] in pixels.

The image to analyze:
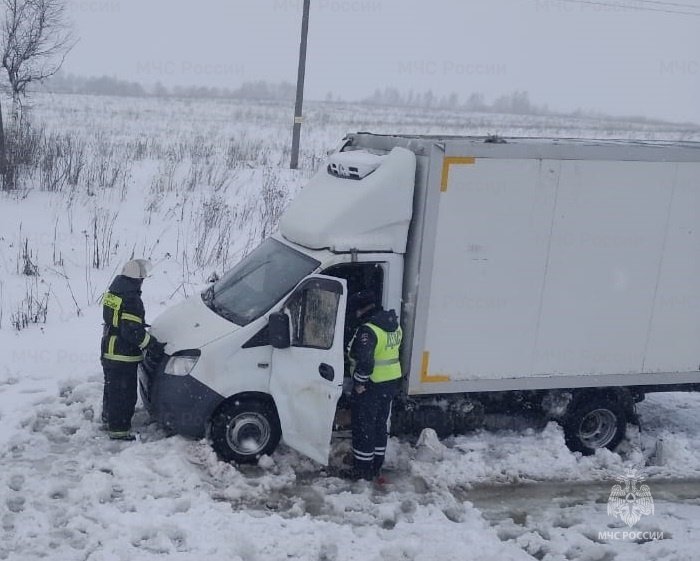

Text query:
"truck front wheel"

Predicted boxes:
[[562, 393, 628, 455], [210, 398, 281, 464]]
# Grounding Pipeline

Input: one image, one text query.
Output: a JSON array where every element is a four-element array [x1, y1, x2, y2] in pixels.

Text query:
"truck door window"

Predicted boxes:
[[285, 284, 341, 350]]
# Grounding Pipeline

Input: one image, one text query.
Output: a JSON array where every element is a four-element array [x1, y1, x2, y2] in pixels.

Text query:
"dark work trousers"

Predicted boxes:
[[351, 379, 401, 478], [102, 360, 139, 432]]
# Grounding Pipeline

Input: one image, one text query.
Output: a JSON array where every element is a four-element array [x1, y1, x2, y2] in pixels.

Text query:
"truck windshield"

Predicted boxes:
[[201, 238, 320, 326]]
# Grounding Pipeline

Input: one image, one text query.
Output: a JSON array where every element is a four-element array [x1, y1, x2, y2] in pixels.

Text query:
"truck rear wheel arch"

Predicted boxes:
[[560, 388, 636, 455], [209, 393, 282, 464]]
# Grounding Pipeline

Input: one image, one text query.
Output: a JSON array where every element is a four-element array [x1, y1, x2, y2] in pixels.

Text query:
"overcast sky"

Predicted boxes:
[[64, 0, 700, 123]]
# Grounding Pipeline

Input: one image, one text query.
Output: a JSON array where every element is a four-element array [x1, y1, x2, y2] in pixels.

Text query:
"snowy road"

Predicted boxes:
[[467, 479, 700, 560], [2, 364, 700, 560], [1, 374, 528, 561]]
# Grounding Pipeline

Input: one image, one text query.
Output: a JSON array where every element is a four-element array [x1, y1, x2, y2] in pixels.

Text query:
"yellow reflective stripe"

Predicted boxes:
[[121, 313, 143, 324], [375, 358, 400, 366], [139, 332, 151, 350], [103, 293, 122, 327], [103, 293, 122, 309], [103, 334, 143, 362], [441, 156, 476, 192], [108, 431, 132, 438], [420, 351, 450, 383], [103, 353, 143, 363]]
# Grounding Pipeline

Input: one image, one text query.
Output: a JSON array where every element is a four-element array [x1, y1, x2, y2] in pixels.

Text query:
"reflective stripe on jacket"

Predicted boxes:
[[365, 323, 402, 383]]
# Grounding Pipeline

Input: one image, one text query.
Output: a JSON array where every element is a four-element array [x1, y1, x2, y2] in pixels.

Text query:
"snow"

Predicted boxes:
[[1, 93, 700, 560], [280, 147, 415, 253], [3, 338, 700, 560], [0, 351, 532, 560]]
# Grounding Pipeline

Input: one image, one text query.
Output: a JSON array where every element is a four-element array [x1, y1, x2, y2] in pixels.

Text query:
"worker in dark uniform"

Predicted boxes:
[[101, 259, 164, 440], [347, 290, 403, 480]]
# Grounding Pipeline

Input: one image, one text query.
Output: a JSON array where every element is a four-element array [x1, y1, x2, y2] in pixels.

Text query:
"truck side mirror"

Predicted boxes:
[[269, 312, 291, 349]]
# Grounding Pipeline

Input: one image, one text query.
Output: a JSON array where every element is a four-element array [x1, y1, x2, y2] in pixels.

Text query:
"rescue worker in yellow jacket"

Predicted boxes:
[[101, 259, 164, 440], [348, 290, 403, 480]]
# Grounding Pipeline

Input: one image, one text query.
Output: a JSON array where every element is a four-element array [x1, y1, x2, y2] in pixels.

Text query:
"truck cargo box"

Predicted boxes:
[[345, 134, 700, 395]]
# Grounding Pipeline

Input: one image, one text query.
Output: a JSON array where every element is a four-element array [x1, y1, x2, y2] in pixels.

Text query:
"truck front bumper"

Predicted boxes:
[[138, 351, 224, 439]]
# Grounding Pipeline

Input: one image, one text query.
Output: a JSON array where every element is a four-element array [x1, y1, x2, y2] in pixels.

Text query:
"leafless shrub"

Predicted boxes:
[[184, 160, 203, 192], [15, 229, 39, 276], [144, 192, 162, 222], [226, 135, 270, 168], [126, 137, 149, 161], [1, 125, 89, 192], [46, 264, 81, 318], [164, 141, 187, 163], [39, 132, 86, 192], [78, 132, 130, 194], [260, 167, 287, 238], [185, 160, 233, 192], [304, 151, 325, 171], [150, 159, 180, 194], [9, 121, 43, 165], [84, 149, 131, 194], [39, 139, 67, 191], [51, 216, 63, 266], [62, 134, 86, 187], [205, 161, 234, 192], [85, 207, 118, 269], [193, 194, 232, 269], [20, 238, 38, 275], [188, 135, 216, 161], [10, 277, 49, 331], [2, 121, 43, 189]]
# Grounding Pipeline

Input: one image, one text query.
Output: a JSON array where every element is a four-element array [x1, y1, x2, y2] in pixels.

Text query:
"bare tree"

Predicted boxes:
[[2, 0, 74, 121], [0, 0, 74, 188]]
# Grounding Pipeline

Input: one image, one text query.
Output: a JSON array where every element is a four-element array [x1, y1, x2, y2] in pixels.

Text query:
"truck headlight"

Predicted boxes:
[[164, 352, 200, 376]]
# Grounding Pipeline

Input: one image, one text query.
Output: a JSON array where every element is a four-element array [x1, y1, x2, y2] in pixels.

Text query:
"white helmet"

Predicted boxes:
[[121, 259, 152, 279]]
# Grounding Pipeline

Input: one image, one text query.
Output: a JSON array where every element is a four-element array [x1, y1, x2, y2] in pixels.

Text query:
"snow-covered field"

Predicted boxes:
[[1, 93, 700, 560]]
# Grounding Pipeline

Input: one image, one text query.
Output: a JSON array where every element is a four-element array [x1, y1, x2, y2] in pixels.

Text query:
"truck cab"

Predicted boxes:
[[139, 147, 416, 464]]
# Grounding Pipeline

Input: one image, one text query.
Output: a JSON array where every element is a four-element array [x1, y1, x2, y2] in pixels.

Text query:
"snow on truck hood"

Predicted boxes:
[[280, 147, 416, 253], [149, 293, 237, 352]]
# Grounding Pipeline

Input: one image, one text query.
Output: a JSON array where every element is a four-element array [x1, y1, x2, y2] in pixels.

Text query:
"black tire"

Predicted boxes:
[[562, 393, 627, 455], [210, 398, 281, 464]]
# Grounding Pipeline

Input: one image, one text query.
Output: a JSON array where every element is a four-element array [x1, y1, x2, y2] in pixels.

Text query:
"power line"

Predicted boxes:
[[635, 0, 700, 9], [551, 0, 700, 16], [567, 0, 700, 14]]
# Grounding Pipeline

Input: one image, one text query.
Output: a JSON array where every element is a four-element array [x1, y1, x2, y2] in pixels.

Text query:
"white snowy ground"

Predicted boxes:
[[1, 94, 700, 560], [3, 310, 700, 561]]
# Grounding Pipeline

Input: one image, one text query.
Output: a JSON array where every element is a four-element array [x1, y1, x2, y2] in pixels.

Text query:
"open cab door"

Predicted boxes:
[[268, 275, 347, 465]]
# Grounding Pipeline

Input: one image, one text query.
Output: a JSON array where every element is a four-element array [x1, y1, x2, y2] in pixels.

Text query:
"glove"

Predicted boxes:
[[148, 338, 166, 357], [354, 383, 366, 395]]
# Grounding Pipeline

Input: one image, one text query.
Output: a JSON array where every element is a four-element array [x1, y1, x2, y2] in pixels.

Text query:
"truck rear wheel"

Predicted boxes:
[[562, 393, 627, 455], [210, 398, 281, 464]]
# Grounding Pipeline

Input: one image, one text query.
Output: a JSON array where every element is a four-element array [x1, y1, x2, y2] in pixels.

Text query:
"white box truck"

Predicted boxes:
[[139, 133, 700, 465]]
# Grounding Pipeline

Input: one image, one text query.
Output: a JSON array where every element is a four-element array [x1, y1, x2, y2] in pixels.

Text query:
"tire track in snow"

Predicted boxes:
[[463, 478, 700, 561]]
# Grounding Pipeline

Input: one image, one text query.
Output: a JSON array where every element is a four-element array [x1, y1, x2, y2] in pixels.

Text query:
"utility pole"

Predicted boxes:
[[290, 0, 310, 170]]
